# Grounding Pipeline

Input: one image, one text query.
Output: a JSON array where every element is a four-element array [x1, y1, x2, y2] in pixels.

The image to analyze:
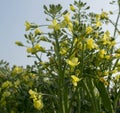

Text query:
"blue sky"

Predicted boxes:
[[0, 0, 117, 66]]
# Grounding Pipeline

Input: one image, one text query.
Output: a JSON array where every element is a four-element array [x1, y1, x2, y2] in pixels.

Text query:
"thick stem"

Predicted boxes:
[[54, 32, 66, 113]]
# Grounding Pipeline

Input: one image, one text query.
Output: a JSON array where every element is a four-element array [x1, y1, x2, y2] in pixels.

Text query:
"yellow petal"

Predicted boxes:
[[71, 75, 81, 86], [33, 100, 43, 110], [71, 75, 80, 82], [70, 5, 75, 11], [66, 57, 80, 67], [86, 26, 93, 34], [25, 21, 31, 31]]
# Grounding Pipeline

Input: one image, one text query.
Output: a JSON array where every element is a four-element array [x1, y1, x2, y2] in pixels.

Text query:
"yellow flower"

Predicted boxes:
[[60, 48, 67, 55], [33, 100, 43, 110], [34, 44, 46, 52], [102, 31, 110, 43], [71, 75, 81, 86], [35, 44, 41, 50], [48, 19, 60, 31], [111, 40, 116, 46], [101, 39, 107, 45], [63, 13, 71, 24], [100, 77, 108, 86], [25, 21, 31, 31], [86, 38, 97, 50], [70, 4, 75, 11], [66, 57, 80, 67], [29, 89, 37, 99], [96, 21, 102, 27], [34, 28, 42, 36], [86, 26, 93, 34], [29, 89, 36, 95], [100, 11, 108, 19], [2, 81, 12, 89], [27, 46, 45, 54], [12, 66, 23, 75], [99, 49, 106, 58], [27, 47, 32, 53], [29, 89, 43, 110]]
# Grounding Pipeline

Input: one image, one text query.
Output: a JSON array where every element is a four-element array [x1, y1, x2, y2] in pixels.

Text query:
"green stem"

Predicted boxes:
[[82, 79, 97, 113], [68, 86, 79, 113], [30, 38, 42, 62], [87, 78, 100, 113], [112, 59, 119, 70], [108, 3, 120, 90], [35, 53, 42, 62], [113, 5, 120, 38], [77, 88, 81, 113], [54, 32, 66, 113]]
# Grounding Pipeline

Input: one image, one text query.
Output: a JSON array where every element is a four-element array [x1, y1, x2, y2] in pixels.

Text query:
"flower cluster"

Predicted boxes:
[[29, 89, 43, 110]]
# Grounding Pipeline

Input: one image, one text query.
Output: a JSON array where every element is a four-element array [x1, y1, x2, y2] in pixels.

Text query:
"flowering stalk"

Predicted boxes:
[[8, 0, 120, 113]]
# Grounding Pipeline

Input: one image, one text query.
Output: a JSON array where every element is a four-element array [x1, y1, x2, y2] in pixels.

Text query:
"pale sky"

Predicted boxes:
[[0, 0, 118, 67]]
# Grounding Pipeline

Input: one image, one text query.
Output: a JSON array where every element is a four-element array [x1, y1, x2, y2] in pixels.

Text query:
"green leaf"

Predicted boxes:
[[94, 80, 114, 113]]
